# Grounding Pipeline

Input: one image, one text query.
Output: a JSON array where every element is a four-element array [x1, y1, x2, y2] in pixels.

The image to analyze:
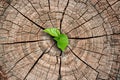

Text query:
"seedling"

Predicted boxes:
[[44, 28, 69, 51]]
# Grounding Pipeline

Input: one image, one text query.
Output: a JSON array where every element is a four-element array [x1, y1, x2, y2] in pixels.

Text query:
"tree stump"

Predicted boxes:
[[0, 0, 120, 80]]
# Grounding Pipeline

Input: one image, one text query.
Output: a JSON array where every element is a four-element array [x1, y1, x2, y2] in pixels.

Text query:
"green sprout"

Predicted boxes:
[[44, 28, 69, 52]]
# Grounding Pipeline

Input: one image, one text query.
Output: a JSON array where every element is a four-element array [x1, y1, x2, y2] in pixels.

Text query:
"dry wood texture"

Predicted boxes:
[[0, 0, 120, 80]]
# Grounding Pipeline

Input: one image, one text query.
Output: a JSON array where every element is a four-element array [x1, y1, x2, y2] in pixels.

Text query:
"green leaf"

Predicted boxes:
[[56, 34, 69, 51], [44, 28, 69, 52], [44, 28, 60, 37], [54, 37, 59, 41]]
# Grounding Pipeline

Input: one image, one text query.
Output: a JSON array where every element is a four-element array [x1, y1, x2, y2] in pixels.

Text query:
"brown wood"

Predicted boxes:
[[0, 0, 120, 80]]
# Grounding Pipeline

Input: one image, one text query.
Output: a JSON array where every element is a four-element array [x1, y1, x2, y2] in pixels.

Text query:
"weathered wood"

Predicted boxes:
[[0, 0, 120, 80]]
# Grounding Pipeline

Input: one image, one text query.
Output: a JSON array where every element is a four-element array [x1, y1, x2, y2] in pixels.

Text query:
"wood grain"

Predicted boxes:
[[0, 0, 120, 80]]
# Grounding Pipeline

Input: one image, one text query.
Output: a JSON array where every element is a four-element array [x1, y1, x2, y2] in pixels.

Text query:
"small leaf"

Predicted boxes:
[[44, 28, 69, 52], [44, 28, 60, 37], [56, 34, 69, 51], [54, 37, 59, 41]]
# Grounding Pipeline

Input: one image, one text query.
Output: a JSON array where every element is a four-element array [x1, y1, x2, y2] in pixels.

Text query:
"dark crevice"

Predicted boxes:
[[0, 0, 11, 16], [66, 0, 119, 34], [96, 72, 99, 80], [27, 0, 43, 23], [89, 0, 109, 41], [63, 2, 78, 30], [6, 2, 45, 30], [60, 0, 69, 32], [58, 51, 62, 80], [48, 0, 50, 10], [68, 46, 99, 73], [1, 39, 50, 45], [69, 32, 120, 40], [6, 49, 39, 74], [56, 56, 59, 64], [23, 49, 47, 80], [106, 0, 120, 24], [6, 43, 55, 74], [66, 15, 94, 34], [93, 0, 100, 6], [1, 0, 119, 80]]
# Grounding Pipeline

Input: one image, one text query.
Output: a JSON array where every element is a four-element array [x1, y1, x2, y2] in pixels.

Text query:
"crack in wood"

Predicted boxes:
[[6, 43, 55, 74], [58, 51, 62, 80], [48, 0, 50, 11], [0, 39, 50, 45], [69, 32, 120, 40], [27, 0, 44, 23], [23, 49, 47, 80], [68, 46, 99, 73], [1, 0, 119, 79], [6, 49, 40, 74], [6, 2, 45, 30], [66, 0, 119, 34], [60, 0, 69, 32]]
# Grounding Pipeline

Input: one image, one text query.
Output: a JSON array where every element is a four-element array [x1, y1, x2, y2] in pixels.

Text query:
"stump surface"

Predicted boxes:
[[0, 0, 120, 80]]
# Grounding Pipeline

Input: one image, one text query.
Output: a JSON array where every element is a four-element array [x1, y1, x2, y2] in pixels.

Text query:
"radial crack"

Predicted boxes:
[[60, 0, 69, 32], [58, 51, 62, 80], [0, 39, 50, 45], [68, 46, 98, 73], [69, 32, 120, 40], [48, 0, 50, 10], [105, 0, 120, 24], [23, 49, 47, 80], [6, 49, 39, 74], [66, 16, 93, 34], [27, 0, 43, 23], [66, 0, 119, 34], [6, 2, 45, 30], [6, 43, 55, 74]]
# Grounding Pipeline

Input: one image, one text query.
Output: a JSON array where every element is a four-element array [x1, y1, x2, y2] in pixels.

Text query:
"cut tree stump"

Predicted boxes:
[[0, 0, 120, 80]]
